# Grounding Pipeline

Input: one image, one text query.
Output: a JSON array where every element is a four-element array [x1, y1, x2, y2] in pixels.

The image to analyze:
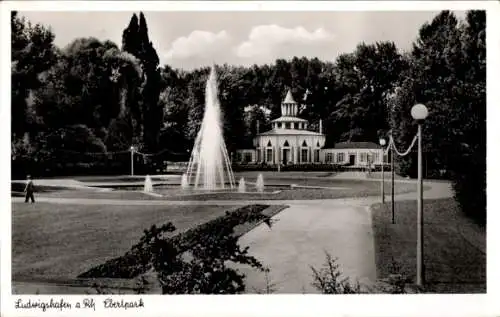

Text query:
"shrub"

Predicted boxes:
[[451, 163, 486, 225], [310, 252, 362, 294], [311, 252, 413, 294], [79, 204, 274, 294]]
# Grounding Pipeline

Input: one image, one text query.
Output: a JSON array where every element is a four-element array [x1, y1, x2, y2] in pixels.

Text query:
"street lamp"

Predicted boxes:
[[379, 138, 386, 204], [411, 103, 429, 287], [130, 146, 135, 176]]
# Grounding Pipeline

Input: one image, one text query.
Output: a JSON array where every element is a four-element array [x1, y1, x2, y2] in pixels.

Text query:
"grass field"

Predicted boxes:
[[371, 198, 486, 293], [12, 202, 241, 282]]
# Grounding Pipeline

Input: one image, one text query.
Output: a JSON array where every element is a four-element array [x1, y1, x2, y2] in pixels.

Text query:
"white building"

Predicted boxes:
[[235, 90, 387, 167], [321, 142, 387, 167]]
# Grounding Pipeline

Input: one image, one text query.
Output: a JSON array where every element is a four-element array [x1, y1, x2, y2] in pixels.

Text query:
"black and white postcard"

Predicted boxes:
[[1, 1, 497, 316]]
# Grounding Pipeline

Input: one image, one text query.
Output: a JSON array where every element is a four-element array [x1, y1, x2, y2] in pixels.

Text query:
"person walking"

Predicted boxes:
[[24, 175, 35, 203]]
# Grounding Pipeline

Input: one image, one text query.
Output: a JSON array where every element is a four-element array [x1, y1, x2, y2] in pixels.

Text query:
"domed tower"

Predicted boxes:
[[281, 90, 298, 117], [272, 89, 308, 130]]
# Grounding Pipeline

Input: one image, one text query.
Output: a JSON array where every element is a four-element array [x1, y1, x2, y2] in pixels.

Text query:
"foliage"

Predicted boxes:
[[252, 267, 277, 294], [387, 11, 486, 223], [311, 252, 415, 294], [122, 12, 163, 155], [310, 252, 363, 294], [79, 204, 273, 294]]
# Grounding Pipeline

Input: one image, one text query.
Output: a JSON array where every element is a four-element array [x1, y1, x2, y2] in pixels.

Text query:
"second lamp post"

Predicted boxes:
[[379, 138, 386, 204], [411, 103, 429, 287]]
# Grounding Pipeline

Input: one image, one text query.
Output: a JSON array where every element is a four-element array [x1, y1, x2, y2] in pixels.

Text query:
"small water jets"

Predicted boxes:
[[238, 177, 246, 193], [181, 173, 189, 189], [144, 175, 153, 193], [256, 173, 264, 193]]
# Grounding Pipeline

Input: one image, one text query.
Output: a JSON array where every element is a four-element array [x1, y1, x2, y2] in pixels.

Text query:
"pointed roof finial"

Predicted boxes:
[[283, 90, 296, 104]]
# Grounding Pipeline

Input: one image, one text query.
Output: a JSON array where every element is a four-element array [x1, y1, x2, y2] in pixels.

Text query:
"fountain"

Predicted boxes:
[[256, 173, 264, 193], [238, 177, 246, 193], [185, 66, 236, 190], [181, 173, 189, 189], [144, 175, 153, 193]]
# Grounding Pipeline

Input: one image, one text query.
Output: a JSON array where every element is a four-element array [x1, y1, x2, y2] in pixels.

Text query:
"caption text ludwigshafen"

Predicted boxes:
[[15, 298, 145, 312]]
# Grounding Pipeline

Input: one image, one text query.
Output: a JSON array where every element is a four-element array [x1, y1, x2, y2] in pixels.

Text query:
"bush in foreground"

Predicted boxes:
[[311, 252, 412, 294], [80, 204, 273, 294]]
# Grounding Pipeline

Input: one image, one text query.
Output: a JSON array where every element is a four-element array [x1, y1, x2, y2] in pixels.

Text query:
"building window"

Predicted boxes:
[[244, 153, 252, 163], [326, 153, 333, 163], [285, 123, 291, 129], [266, 148, 273, 163], [278, 123, 282, 129], [301, 149, 308, 163], [283, 140, 289, 147], [360, 152, 367, 163], [314, 149, 320, 163], [236, 152, 242, 162], [337, 153, 344, 163], [257, 148, 261, 162], [372, 152, 379, 163]]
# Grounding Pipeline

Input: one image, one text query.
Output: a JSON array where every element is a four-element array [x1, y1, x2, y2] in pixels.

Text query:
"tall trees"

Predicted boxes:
[[11, 11, 56, 139], [387, 10, 486, 223], [449, 11, 486, 223], [121, 12, 163, 155], [11, 11, 57, 177], [330, 42, 407, 143]]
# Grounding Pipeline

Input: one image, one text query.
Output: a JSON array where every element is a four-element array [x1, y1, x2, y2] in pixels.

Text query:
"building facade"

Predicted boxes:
[[235, 90, 386, 167]]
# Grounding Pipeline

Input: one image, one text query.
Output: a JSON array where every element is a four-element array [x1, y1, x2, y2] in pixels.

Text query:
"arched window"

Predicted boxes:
[[284, 140, 290, 147], [316, 141, 320, 147], [302, 140, 308, 147], [267, 140, 272, 147]]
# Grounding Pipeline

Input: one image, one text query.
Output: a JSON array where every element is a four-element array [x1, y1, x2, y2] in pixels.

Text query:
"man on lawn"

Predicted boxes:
[[24, 175, 35, 203]]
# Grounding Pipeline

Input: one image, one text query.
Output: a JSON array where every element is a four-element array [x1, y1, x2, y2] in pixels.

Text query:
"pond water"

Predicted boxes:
[[106, 184, 290, 195]]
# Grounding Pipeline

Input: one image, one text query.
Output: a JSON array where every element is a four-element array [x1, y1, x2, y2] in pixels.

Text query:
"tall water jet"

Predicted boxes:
[[256, 173, 264, 193], [185, 66, 236, 190], [181, 173, 189, 189], [238, 177, 246, 193], [144, 175, 153, 193]]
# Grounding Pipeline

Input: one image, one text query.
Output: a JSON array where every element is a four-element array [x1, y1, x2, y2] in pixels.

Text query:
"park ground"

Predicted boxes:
[[10, 171, 485, 294]]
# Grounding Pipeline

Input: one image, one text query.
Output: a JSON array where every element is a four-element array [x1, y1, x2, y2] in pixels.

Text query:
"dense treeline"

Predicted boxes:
[[11, 11, 485, 222]]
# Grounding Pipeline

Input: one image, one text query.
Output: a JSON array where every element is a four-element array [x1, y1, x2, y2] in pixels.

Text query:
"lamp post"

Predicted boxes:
[[379, 138, 387, 204], [130, 146, 135, 176], [411, 103, 429, 287], [391, 146, 395, 224]]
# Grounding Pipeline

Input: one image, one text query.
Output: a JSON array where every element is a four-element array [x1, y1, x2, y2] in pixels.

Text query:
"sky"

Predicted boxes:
[[20, 10, 466, 70]]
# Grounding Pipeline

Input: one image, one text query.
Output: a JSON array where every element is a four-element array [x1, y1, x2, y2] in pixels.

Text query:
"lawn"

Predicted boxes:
[[371, 198, 486, 293], [12, 202, 241, 283]]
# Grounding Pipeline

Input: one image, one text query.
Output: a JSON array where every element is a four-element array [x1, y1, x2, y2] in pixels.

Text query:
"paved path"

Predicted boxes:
[[235, 201, 377, 293], [236, 181, 453, 293], [11, 180, 453, 294]]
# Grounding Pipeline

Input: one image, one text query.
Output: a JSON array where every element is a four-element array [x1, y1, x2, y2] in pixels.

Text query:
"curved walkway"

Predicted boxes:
[[11, 180, 453, 294]]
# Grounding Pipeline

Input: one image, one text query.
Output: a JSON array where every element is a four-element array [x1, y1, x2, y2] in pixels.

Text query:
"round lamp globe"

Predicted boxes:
[[411, 104, 429, 121]]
